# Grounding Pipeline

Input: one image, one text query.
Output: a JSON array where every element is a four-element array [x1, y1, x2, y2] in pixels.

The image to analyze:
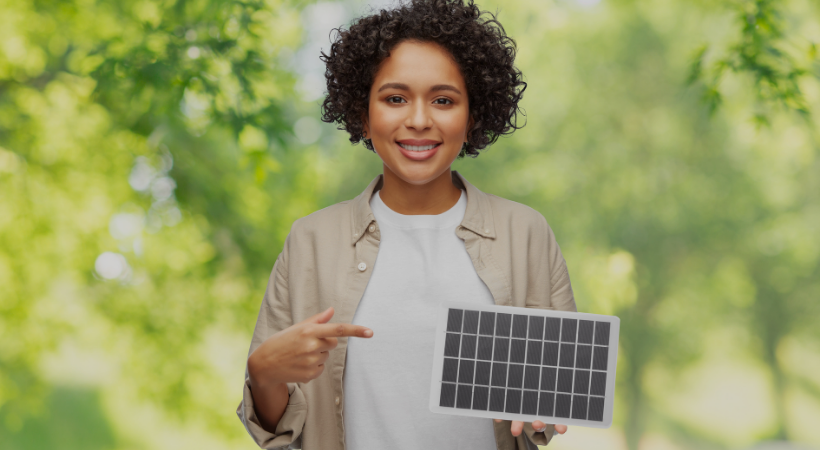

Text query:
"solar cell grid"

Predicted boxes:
[[461, 334, 477, 359], [576, 345, 592, 369], [543, 342, 559, 366], [522, 390, 539, 415], [512, 315, 528, 338], [473, 386, 489, 410], [433, 303, 618, 428], [507, 364, 524, 388], [510, 339, 526, 363], [524, 366, 540, 390], [559, 343, 576, 367], [479, 311, 495, 335], [544, 317, 561, 341], [459, 360, 475, 384], [495, 313, 511, 337], [578, 320, 594, 344], [539, 392, 555, 416], [443, 358, 458, 382], [561, 319, 577, 342], [493, 338, 509, 362], [505, 389, 522, 413], [477, 336, 493, 360], [475, 361, 491, 385], [447, 309, 463, 332], [526, 340, 542, 365], [463, 310, 479, 334], [457, 384, 472, 409]]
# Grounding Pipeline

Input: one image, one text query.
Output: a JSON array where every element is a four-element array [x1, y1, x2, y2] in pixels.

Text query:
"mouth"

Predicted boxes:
[[397, 142, 440, 152], [395, 141, 442, 161]]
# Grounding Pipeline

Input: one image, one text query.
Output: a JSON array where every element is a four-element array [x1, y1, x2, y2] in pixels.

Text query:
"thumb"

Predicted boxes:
[[304, 306, 334, 324]]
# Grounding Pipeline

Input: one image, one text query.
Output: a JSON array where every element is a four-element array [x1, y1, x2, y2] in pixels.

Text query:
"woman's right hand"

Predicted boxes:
[[248, 306, 374, 387]]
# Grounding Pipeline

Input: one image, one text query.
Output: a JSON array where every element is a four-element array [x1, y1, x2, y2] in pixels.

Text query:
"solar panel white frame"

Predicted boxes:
[[429, 301, 620, 428]]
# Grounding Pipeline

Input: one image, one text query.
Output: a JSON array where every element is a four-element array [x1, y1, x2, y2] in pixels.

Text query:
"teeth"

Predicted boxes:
[[398, 143, 437, 151]]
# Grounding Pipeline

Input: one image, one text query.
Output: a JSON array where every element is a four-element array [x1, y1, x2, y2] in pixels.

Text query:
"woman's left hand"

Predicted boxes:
[[493, 418, 568, 436]]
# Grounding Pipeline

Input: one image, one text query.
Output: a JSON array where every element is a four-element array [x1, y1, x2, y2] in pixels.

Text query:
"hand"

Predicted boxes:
[[248, 306, 373, 387], [493, 418, 568, 437]]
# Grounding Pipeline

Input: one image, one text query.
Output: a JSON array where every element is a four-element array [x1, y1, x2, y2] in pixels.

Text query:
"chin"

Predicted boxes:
[[391, 164, 450, 186]]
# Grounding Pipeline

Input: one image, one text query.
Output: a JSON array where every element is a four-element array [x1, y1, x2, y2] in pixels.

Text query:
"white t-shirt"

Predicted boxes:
[[343, 189, 498, 450]]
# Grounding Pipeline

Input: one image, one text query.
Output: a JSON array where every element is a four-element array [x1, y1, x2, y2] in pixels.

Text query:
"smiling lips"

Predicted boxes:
[[396, 139, 442, 161]]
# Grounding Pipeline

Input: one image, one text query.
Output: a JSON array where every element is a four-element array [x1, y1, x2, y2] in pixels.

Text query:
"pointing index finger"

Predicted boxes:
[[313, 323, 373, 338]]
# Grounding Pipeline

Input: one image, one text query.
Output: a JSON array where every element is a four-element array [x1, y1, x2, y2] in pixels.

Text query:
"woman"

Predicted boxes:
[[237, 1, 575, 449]]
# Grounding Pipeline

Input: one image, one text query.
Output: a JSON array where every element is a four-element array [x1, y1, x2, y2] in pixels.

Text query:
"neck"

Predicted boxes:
[[378, 166, 462, 215]]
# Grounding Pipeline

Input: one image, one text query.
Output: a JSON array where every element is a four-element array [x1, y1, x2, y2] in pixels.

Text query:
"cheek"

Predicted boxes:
[[369, 106, 400, 137], [440, 112, 470, 140]]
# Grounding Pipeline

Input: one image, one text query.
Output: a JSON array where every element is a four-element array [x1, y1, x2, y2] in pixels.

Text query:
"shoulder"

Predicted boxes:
[[284, 200, 353, 249], [291, 200, 352, 233], [484, 193, 554, 236]]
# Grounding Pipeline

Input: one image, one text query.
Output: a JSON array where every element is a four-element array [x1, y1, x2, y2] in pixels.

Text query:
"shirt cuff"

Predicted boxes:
[[237, 378, 307, 449], [523, 422, 555, 446]]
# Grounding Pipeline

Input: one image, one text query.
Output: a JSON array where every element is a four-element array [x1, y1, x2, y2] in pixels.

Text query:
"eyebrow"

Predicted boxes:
[[377, 82, 462, 95]]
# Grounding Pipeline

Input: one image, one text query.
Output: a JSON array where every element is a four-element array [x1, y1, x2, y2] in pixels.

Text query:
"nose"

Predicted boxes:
[[405, 99, 433, 131]]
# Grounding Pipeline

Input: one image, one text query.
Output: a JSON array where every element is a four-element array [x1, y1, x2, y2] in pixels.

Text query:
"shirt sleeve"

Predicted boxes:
[[523, 214, 576, 447], [539, 213, 577, 312], [522, 422, 555, 447], [236, 234, 308, 449]]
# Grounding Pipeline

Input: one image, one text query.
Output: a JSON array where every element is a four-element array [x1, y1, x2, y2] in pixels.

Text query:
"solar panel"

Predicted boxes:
[[429, 301, 620, 428]]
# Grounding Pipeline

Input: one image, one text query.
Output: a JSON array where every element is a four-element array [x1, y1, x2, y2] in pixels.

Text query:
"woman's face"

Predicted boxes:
[[363, 40, 472, 186]]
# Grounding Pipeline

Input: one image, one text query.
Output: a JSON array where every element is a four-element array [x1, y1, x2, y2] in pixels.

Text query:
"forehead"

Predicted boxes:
[[372, 40, 466, 91]]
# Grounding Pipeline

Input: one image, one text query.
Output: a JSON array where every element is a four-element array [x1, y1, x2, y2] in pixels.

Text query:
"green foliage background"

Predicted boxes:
[[1, 0, 818, 449]]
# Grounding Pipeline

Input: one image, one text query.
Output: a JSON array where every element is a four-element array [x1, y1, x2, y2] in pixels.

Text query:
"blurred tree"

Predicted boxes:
[[0, 0, 324, 440], [688, 0, 818, 125], [687, 0, 820, 442]]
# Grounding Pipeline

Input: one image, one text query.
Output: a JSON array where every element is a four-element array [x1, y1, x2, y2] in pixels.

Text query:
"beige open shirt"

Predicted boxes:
[[237, 171, 577, 450]]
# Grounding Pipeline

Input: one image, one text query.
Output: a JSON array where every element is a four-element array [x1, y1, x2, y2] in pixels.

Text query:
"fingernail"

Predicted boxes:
[[537, 426, 547, 433], [364, 329, 373, 337]]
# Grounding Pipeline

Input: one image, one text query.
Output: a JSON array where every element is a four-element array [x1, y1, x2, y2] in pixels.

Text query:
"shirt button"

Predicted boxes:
[[484, 228, 490, 233], [335, 396, 340, 406], [368, 224, 375, 232], [357, 262, 367, 271]]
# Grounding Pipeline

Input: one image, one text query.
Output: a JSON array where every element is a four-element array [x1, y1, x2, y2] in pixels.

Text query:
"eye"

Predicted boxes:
[[386, 96, 406, 104], [434, 98, 453, 105]]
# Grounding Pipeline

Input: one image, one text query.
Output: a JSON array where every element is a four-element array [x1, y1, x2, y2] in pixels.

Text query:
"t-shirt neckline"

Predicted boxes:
[[370, 189, 466, 229]]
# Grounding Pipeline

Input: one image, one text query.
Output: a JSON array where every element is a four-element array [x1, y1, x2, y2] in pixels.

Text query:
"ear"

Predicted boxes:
[[465, 114, 475, 143], [361, 111, 369, 138]]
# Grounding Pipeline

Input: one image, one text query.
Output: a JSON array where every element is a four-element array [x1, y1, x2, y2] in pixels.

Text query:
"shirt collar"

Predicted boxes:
[[349, 170, 496, 245]]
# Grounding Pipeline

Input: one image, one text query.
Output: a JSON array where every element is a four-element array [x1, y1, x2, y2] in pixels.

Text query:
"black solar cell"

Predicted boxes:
[[538, 392, 555, 417], [479, 311, 495, 335], [561, 318, 577, 342], [512, 314, 528, 338], [442, 358, 458, 382], [474, 361, 491, 386], [505, 389, 522, 413], [460, 334, 477, 359], [578, 320, 594, 344], [595, 321, 610, 346], [463, 310, 479, 334], [524, 365, 540, 390], [528, 316, 544, 340], [510, 339, 526, 363], [447, 309, 463, 332], [526, 340, 543, 365], [544, 317, 561, 341], [495, 313, 512, 337]]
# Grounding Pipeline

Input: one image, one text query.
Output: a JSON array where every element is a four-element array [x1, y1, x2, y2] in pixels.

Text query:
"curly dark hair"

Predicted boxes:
[[319, 0, 527, 158]]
